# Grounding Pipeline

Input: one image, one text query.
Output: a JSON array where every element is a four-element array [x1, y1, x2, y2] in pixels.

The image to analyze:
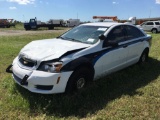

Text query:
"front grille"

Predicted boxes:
[[19, 57, 36, 68], [13, 73, 28, 86]]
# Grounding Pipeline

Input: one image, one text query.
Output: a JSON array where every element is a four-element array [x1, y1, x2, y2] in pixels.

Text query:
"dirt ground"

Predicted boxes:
[[0, 29, 68, 36]]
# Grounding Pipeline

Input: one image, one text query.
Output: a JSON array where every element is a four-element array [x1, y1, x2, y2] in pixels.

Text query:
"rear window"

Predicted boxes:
[[125, 25, 145, 40]]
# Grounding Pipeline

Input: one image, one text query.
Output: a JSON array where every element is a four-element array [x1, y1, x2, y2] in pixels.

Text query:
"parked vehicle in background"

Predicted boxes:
[[0, 19, 15, 28], [48, 19, 64, 26], [137, 21, 160, 33], [125, 17, 136, 25], [24, 17, 64, 30], [65, 19, 80, 27], [6, 22, 152, 94]]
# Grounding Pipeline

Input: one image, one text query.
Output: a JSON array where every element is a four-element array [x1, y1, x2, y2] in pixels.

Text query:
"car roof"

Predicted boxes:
[[145, 21, 160, 22], [81, 22, 124, 27]]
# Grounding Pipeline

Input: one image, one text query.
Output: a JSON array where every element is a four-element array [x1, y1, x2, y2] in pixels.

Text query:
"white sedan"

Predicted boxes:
[[6, 22, 152, 94]]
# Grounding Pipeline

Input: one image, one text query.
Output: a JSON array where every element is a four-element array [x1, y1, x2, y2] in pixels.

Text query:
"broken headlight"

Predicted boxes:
[[38, 62, 63, 73]]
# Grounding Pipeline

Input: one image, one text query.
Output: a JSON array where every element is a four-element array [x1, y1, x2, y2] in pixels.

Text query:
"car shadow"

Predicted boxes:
[[15, 57, 160, 118]]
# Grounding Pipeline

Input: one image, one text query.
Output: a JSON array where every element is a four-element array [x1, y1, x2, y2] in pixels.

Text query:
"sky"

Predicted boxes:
[[0, 0, 160, 22]]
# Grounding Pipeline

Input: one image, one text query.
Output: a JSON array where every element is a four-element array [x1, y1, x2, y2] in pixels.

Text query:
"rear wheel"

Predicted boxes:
[[25, 26, 31, 30], [138, 49, 149, 64], [151, 28, 157, 33], [65, 67, 93, 93], [7, 25, 10, 28]]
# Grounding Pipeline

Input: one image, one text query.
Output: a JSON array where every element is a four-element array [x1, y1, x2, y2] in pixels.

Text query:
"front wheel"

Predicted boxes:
[[65, 67, 93, 93]]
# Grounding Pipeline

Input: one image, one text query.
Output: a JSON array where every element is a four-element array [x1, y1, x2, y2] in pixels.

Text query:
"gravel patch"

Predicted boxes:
[[0, 29, 68, 36]]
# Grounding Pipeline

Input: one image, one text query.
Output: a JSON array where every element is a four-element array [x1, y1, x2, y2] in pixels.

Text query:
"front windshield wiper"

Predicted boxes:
[[63, 37, 83, 43], [72, 39, 83, 43], [57, 36, 65, 39], [57, 36, 79, 42], [63, 37, 75, 41], [58, 36, 90, 44]]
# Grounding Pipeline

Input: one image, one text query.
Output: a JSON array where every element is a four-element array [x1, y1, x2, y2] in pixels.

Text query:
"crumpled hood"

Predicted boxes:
[[19, 38, 90, 61]]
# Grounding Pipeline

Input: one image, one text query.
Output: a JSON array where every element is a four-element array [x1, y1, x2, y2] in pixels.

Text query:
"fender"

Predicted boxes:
[[61, 56, 94, 71]]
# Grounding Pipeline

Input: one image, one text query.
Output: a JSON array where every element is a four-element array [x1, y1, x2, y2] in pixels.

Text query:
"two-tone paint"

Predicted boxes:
[[6, 22, 152, 94]]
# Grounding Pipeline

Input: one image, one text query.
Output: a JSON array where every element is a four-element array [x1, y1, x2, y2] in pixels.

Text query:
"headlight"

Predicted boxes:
[[38, 62, 63, 73]]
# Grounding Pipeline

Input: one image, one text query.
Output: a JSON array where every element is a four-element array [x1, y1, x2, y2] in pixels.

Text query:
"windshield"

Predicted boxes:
[[60, 25, 108, 44]]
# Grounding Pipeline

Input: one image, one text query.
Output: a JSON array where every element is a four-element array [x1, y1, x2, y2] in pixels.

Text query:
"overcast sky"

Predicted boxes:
[[0, 0, 160, 22]]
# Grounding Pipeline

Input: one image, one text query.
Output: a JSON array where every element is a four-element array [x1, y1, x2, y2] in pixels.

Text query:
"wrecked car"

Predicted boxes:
[[6, 22, 152, 94]]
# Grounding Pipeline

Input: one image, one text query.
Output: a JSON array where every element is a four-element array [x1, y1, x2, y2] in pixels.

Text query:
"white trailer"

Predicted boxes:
[[65, 19, 80, 27], [48, 19, 64, 26], [125, 17, 136, 25]]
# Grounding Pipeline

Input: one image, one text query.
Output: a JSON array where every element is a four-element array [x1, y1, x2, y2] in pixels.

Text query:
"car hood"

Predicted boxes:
[[19, 38, 90, 61]]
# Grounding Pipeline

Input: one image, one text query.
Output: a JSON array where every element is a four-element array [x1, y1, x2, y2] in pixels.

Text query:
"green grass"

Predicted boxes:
[[0, 23, 24, 30], [0, 32, 160, 119]]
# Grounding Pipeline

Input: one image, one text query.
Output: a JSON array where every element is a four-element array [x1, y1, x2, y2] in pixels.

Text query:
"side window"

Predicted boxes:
[[155, 22, 160, 25], [146, 22, 154, 25], [30, 19, 35, 23], [125, 25, 145, 40], [141, 22, 146, 26], [107, 26, 126, 42]]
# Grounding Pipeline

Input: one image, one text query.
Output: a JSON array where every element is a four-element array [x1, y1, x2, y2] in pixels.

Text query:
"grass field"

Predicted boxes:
[[0, 31, 160, 119], [0, 23, 24, 30]]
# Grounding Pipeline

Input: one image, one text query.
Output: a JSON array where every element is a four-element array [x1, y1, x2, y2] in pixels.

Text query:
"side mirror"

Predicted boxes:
[[99, 34, 106, 40]]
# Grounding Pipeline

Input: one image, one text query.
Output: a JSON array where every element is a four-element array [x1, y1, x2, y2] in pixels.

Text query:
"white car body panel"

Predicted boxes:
[[13, 61, 32, 79], [20, 38, 91, 62], [13, 61, 73, 94], [125, 38, 144, 64]]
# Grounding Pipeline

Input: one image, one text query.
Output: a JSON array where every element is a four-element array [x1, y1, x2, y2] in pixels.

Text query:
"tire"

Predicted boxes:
[[151, 28, 157, 34], [65, 67, 93, 93], [138, 49, 149, 64], [25, 26, 31, 30], [48, 26, 54, 30], [7, 25, 10, 28]]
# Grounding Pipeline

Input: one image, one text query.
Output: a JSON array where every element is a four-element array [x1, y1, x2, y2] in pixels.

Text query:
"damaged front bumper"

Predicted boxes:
[[6, 63, 72, 94]]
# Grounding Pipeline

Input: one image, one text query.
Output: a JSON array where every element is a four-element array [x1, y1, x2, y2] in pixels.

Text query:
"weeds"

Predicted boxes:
[[0, 32, 160, 119]]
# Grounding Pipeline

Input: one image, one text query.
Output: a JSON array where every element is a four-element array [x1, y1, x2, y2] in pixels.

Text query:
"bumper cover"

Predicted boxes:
[[6, 63, 72, 94]]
